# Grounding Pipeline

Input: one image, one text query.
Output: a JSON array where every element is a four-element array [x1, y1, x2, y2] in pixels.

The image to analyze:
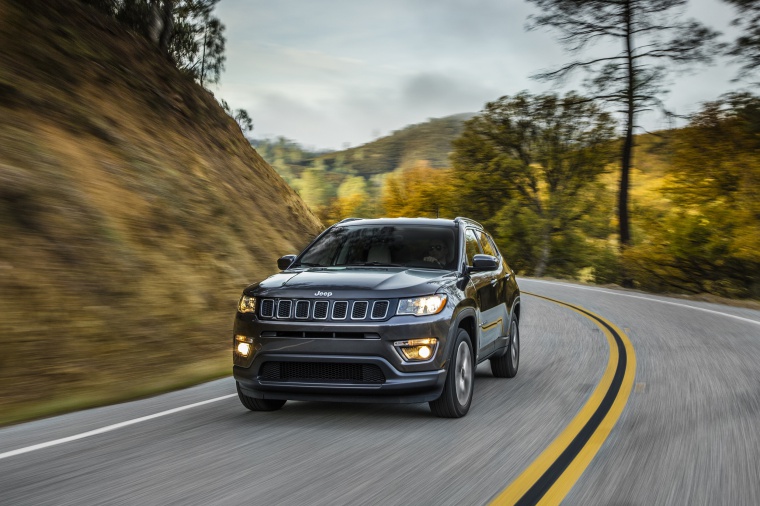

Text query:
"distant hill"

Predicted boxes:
[[0, 0, 321, 424], [318, 113, 475, 177], [252, 113, 474, 182]]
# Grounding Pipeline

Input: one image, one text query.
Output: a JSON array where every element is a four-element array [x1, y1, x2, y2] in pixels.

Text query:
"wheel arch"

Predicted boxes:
[[452, 306, 478, 359], [511, 295, 521, 323]]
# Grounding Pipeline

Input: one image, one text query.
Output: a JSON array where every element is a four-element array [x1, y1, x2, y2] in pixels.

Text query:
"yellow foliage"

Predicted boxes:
[[380, 162, 456, 218]]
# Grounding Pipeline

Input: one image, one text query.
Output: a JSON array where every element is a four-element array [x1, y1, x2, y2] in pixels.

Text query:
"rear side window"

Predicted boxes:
[[464, 229, 482, 266]]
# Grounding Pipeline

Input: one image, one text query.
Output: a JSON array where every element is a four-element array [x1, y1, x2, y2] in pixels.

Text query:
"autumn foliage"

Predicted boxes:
[[260, 93, 759, 299]]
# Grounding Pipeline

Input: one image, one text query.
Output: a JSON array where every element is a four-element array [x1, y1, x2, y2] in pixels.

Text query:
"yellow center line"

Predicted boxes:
[[490, 293, 636, 505]]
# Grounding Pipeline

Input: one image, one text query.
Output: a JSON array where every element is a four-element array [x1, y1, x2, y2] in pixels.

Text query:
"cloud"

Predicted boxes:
[[214, 0, 742, 149], [402, 72, 499, 111]]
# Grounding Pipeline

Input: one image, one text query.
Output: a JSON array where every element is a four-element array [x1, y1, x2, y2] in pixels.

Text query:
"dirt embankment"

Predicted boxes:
[[0, 0, 322, 424]]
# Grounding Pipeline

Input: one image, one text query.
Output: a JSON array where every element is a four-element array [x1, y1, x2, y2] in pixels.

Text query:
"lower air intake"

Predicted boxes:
[[259, 362, 386, 383]]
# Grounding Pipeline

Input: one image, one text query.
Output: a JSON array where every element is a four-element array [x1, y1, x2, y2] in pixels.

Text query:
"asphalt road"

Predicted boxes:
[[2, 278, 759, 505]]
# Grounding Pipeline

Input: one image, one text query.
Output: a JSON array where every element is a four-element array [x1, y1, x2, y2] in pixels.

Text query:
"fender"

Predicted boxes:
[[509, 294, 522, 323], [444, 304, 479, 363]]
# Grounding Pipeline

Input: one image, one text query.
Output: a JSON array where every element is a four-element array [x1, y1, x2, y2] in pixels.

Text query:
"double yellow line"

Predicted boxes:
[[490, 293, 637, 505]]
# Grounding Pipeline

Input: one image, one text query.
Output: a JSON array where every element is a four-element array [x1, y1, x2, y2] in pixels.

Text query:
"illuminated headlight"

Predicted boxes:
[[235, 335, 253, 357], [238, 295, 256, 313], [394, 338, 439, 361], [396, 294, 447, 316]]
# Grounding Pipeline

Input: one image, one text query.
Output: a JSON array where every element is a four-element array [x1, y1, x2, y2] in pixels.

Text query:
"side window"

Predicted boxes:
[[464, 229, 482, 266], [478, 231, 498, 258]]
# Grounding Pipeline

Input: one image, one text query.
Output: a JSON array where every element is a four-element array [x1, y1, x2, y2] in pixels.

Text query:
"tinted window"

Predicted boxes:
[[486, 234, 502, 258], [297, 225, 458, 270], [464, 229, 482, 266], [478, 231, 498, 257]]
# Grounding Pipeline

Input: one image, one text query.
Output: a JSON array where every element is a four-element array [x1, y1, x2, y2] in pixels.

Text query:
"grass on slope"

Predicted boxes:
[[0, 0, 322, 425]]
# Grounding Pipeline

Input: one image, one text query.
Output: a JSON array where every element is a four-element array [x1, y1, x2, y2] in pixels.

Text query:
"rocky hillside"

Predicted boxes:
[[0, 0, 322, 424]]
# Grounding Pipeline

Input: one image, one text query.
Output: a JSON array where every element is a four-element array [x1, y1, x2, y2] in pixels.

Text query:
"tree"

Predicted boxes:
[[625, 93, 760, 297], [293, 160, 336, 220], [380, 162, 456, 219], [526, 0, 721, 283], [233, 109, 253, 133], [81, 0, 225, 86], [723, 0, 760, 79], [172, 0, 226, 85], [327, 176, 374, 222], [451, 92, 616, 276], [218, 99, 253, 133]]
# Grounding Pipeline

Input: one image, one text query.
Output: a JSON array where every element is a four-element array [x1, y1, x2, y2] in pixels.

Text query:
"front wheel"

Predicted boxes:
[[490, 315, 519, 378], [236, 382, 286, 411], [429, 328, 474, 418]]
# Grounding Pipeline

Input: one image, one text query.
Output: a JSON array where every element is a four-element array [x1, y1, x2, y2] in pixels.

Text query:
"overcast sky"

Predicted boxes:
[[213, 0, 742, 151]]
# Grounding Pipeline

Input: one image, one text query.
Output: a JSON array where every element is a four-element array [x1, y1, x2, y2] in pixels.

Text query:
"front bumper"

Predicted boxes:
[[232, 311, 454, 403]]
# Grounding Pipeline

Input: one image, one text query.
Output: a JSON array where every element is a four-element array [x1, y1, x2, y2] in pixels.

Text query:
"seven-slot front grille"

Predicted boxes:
[[259, 362, 386, 383], [258, 298, 392, 322]]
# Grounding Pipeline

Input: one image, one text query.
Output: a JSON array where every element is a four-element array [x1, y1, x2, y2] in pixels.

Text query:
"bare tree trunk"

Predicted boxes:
[[534, 227, 551, 277], [619, 0, 634, 288], [149, 0, 161, 44], [158, 0, 173, 57], [200, 26, 207, 86]]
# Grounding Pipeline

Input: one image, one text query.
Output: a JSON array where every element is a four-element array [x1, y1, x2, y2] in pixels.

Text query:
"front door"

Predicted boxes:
[[464, 229, 502, 352]]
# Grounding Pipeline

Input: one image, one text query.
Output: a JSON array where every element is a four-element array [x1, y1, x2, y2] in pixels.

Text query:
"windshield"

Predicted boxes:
[[296, 224, 458, 270]]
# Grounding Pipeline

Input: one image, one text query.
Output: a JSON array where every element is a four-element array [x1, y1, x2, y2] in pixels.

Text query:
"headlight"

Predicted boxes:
[[238, 295, 256, 313], [394, 338, 439, 361], [396, 294, 447, 316]]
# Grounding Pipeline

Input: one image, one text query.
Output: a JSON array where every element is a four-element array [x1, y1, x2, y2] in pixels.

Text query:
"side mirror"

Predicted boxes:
[[277, 255, 297, 270], [469, 254, 499, 272]]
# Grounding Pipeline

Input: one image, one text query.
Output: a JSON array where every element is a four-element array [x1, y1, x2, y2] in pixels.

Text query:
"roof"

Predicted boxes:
[[335, 217, 483, 229]]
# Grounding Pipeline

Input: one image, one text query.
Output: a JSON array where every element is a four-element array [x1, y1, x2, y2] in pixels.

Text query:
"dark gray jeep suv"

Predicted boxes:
[[233, 217, 520, 417]]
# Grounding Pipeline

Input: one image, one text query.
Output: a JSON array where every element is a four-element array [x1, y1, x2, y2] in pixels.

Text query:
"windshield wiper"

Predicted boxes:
[[295, 262, 324, 267]]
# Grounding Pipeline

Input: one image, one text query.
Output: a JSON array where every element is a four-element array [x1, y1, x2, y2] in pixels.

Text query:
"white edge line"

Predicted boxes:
[[0, 394, 236, 460], [524, 279, 760, 327]]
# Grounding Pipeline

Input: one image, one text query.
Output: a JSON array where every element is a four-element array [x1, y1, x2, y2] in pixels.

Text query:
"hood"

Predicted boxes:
[[247, 267, 454, 299]]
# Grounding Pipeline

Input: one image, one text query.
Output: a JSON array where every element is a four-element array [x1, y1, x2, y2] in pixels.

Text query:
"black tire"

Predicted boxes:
[[429, 328, 474, 418], [490, 315, 519, 378], [236, 382, 286, 411]]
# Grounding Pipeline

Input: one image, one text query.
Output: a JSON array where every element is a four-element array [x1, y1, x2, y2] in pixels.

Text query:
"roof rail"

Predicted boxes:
[[338, 217, 364, 224], [454, 216, 484, 229]]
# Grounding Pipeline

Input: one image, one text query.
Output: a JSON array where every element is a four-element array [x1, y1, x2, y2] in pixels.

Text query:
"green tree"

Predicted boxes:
[[172, 0, 225, 85], [218, 99, 253, 133], [451, 92, 616, 276], [526, 0, 721, 283], [233, 109, 252, 133], [293, 160, 336, 220], [81, 0, 226, 86]]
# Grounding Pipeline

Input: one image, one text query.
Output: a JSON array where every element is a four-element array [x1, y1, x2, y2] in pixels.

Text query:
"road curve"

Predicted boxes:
[[1, 278, 759, 505]]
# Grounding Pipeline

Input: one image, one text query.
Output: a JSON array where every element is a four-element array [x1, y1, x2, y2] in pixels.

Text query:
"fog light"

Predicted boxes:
[[394, 338, 438, 361], [236, 342, 252, 357], [235, 335, 254, 358]]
